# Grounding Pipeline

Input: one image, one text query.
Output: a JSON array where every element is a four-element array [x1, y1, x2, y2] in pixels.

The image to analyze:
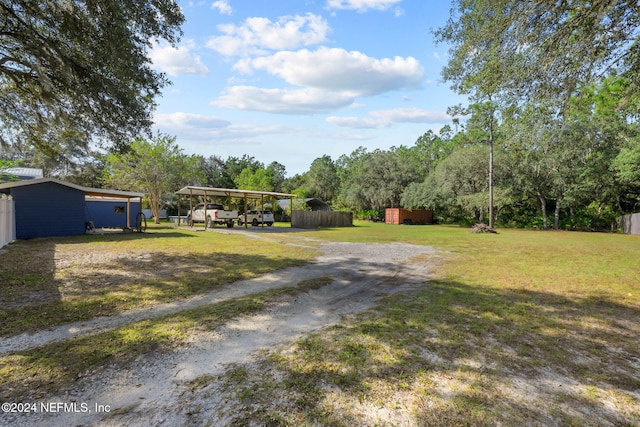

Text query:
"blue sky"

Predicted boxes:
[[149, 0, 467, 176]]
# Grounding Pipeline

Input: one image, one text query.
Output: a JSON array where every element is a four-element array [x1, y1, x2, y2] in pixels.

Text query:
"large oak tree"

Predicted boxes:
[[435, 0, 640, 106], [0, 0, 184, 152]]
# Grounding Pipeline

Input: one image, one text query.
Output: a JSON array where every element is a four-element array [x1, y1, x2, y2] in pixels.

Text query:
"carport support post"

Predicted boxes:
[[289, 196, 293, 227], [126, 198, 131, 228], [261, 194, 265, 227], [204, 189, 208, 230], [243, 193, 248, 228], [177, 194, 181, 226], [189, 189, 194, 227]]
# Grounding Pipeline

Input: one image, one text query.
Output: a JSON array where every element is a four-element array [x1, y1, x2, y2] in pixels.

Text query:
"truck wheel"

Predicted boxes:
[[267, 222, 273, 227], [187, 216, 193, 227], [227, 221, 234, 228], [252, 219, 258, 226], [238, 219, 243, 226], [206, 216, 213, 228]]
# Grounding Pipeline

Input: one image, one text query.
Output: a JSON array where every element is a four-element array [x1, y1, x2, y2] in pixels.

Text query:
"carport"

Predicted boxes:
[[175, 186, 296, 229]]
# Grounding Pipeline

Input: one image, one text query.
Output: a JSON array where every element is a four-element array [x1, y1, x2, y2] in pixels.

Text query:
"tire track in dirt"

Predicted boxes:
[[3, 240, 437, 427]]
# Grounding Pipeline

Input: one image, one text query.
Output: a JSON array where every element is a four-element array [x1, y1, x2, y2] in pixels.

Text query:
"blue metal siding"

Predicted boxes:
[[12, 182, 86, 239], [85, 200, 141, 228]]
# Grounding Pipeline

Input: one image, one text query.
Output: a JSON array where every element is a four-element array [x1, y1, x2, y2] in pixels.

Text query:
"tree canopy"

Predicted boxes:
[[0, 0, 184, 151], [103, 134, 203, 223], [435, 0, 640, 106]]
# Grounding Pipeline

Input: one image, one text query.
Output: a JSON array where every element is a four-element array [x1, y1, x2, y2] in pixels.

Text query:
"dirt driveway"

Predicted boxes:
[[3, 231, 437, 427]]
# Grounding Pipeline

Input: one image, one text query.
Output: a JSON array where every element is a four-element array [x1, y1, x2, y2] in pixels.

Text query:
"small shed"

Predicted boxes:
[[277, 198, 331, 212], [0, 178, 144, 239], [385, 208, 434, 225]]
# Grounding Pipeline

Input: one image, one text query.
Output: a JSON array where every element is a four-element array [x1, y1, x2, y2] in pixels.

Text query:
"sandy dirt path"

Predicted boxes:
[[3, 236, 437, 427]]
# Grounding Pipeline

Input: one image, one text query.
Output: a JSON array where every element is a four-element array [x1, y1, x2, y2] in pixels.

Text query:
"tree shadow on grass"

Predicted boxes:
[[0, 230, 306, 337], [0, 251, 412, 407], [219, 279, 640, 426], [0, 231, 191, 308]]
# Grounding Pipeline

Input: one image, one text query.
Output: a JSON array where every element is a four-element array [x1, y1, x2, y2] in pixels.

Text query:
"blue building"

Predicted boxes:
[[0, 178, 143, 239], [85, 197, 143, 229]]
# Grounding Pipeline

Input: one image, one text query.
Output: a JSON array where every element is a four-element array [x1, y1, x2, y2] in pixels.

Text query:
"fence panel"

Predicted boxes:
[[619, 212, 640, 235], [291, 210, 353, 229], [0, 194, 16, 248]]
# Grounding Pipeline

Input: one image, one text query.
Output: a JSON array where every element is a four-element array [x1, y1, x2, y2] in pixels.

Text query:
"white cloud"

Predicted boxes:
[[213, 48, 424, 115], [212, 86, 355, 114], [153, 112, 300, 149], [242, 47, 423, 96], [370, 107, 451, 123], [211, 0, 232, 15], [327, 108, 450, 129], [206, 13, 330, 56], [154, 112, 231, 130], [326, 0, 403, 12], [326, 116, 390, 129], [149, 40, 209, 76]]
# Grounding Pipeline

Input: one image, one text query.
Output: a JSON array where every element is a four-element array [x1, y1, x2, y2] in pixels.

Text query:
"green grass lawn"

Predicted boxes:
[[210, 222, 640, 426], [1, 222, 638, 425], [0, 225, 318, 336]]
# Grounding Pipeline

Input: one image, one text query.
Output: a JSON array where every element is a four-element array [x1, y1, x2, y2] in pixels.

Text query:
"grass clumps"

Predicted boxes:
[[188, 223, 640, 426]]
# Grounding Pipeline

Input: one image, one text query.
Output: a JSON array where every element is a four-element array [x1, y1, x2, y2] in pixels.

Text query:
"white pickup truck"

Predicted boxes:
[[238, 210, 275, 226], [187, 203, 237, 228]]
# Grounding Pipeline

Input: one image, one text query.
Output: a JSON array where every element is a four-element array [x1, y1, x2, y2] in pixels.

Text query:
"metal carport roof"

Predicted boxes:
[[175, 186, 295, 200]]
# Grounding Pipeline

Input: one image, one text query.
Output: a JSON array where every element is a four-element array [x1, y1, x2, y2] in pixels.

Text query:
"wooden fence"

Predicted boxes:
[[292, 210, 353, 228], [0, 194, 16, 248], [619, 212, 640, 235]]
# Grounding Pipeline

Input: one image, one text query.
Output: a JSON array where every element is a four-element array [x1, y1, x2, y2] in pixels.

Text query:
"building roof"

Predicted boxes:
[[0, 177, 144, 199], [1, 167, 44, 179], [277, 198, 331, 211], [175, 186, 295, 200]]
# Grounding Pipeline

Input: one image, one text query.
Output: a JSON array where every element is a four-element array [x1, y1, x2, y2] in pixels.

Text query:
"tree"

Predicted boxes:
[[267, 161, 287, 193], [411, 128, 458, 176], [612, 140, 640, 211], [427, 145, 491, 222], [305, 155, 339, 203], [338, 148, 422, 211], [435, 0, 640, 107], [0, 0, 184, 151], [461, 101, 499, 228], [281, 173, 308, 195], [198, 155, 230, 188], [103, 134, 203, 224], [234, 167, 274, 192], [336, 147, 371, 211], [0, 158, 21, 180], [224, 155, 262, 184]]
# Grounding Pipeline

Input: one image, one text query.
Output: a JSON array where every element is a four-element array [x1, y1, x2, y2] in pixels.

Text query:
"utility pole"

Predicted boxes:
[[488, 102, 495, 229]]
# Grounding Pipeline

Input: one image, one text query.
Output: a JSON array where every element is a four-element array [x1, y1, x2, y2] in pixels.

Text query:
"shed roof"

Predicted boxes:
[[0, 177, 144, 199], [175, 186, 295, 200], [277, 198, 331, 212], [1, 167, 44, 179]]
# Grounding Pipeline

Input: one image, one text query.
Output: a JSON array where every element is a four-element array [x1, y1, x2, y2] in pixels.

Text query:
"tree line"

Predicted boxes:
[[4, 77, 639, 230], [1, 1, 639, 229]]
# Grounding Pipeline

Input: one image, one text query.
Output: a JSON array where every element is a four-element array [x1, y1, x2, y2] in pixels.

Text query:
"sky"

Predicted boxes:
[[149, 0, 468, 177]]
